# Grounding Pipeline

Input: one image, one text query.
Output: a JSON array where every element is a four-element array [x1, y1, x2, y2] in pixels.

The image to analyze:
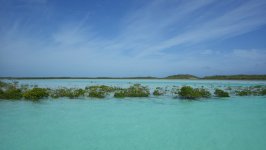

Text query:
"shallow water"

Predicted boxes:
[[0, 79, 266, 150]]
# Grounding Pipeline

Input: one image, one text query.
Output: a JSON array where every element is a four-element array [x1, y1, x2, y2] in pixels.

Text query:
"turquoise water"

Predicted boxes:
[[0, 79, 266, 150]]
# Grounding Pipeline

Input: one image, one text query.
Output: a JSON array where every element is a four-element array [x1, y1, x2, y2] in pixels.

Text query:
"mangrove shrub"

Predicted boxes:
[[23, 88, 49, 100], [214, 89, 230, 97], [86, 85, 114, 98], [178, 86, 211, 99], [153, 87, 164, 96], [0, 87, 23, 100], [235, 89, 253, 96], [114, 84, 150, 98], [50, 88, 85, 99]]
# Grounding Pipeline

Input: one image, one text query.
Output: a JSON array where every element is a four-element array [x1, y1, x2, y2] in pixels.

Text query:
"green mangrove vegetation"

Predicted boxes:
[[178, 86, 211, 99], [214, 89, 230, 97], [153, 87, 165, 96], [260, 89, 266, 95], [0, 81, 23, 99], [234, 85, 266, 96], [235, 89, 253, 96], [0, 87, 22, 100], [86, 85, 112, 98], [114, 84, 150, 98], [0, 80, 265, 101], [50, 88, 86, 99], [23, 88, 49, 100]]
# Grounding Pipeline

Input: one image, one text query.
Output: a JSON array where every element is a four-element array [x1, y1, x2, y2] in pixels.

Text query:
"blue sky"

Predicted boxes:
[[0, 0, 266, 77]]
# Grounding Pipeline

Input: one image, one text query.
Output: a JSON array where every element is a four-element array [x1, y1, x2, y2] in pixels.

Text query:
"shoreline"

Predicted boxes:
[[1, 74, 266, 80], [1, 78, 266, 81]]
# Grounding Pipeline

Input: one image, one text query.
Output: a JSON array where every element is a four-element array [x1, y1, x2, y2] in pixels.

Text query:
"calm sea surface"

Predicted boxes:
[[0, 79, 266, 150]]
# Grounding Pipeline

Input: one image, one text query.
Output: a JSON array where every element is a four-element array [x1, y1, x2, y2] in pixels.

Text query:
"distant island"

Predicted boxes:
[[1, 74, 266, 80], [202, 75, 266, 80], [165, 74, 199, 79]]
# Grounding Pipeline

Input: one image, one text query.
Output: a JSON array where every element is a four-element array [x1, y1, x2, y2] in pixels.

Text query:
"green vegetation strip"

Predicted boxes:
[[0, 81, 266, 101]]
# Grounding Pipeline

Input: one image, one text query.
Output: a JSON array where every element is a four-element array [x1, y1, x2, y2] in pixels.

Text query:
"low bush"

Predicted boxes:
[[114, 90, 127, 98], [214, 89, 230, 97], [153, 87, 164, 96], [85, 85, 113, 98], [0, 89, 3, 99], [127, 84, 150, 97], [0, 81, 9, 88], [85, 85, 117, 98], [88, 90, 106, 98], [50, 88, 69, 98], [178, 86, 211, 99], [235, 89, 253, 96], [23, 88, 49, 100], [50, 88, 85, 99], [0, 87, 23, 100], [114, 84, 150, 98], [72, 88, 86, 98], [259, 88, 266, 96]]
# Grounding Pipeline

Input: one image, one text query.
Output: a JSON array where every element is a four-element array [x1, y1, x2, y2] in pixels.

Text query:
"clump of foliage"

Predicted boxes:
[[0, 87, 23, 100], [0, 89, 4, 98], [124, 84, 150, 97], [23, 88, 49, 100], [178, 86, 211, 99], [214, 89, 230, 97], [66, 88, 85, 98], [50, 88, 85, 99], [0, 81, 9, 88], [250, 86, 266, 96], [259, 88, 266, 96], [85, 85, 115, 98], [88, 90, 106, 98], [235, 89, 253, 96], [234, 85, 265, 96], [72, 88, 86, 98], [197, 88, 211, 98], [0, 81, 23, 100], [114, 84, 150, 98], [114, 90, 127, 98], [153, 87, 164, 96], [50, 88, 69, 98]]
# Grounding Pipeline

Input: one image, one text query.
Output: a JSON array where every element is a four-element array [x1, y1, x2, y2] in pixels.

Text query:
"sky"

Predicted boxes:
[[0, 0, 266, 77]]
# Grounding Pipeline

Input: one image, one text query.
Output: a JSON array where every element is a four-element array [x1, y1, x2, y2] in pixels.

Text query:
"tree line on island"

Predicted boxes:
[[0, 80, 265, 101], [1, 74, 266, 80]]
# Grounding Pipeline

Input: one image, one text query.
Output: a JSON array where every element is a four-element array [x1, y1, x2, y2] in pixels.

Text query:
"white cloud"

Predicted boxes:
[[1, 0, 266, 76], [47, 0, 266, 59]]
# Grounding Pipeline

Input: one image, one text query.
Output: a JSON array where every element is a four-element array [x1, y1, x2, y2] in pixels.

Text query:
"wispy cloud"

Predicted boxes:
[[0, 0, 266, 76], [126, 0, 266, 57]]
